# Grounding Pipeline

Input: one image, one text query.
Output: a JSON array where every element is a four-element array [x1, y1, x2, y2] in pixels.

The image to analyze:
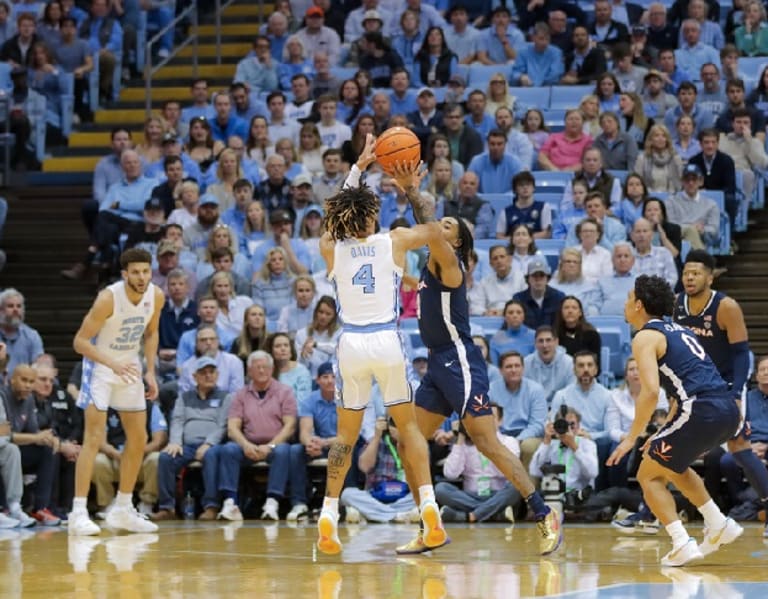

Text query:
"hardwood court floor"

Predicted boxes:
[[2, 522, 767, 598]]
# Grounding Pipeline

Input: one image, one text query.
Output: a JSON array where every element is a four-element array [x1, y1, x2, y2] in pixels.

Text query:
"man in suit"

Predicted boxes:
[[562, 25, 607, 85], [688, 128, 737, 230]]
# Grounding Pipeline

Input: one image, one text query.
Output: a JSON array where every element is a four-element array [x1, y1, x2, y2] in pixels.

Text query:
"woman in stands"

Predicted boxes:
[[619, 92, 653, 146], [521, 108, 550, 156], [553, 296, 602, 365], [633, 124, 683, 193], [245, 115, 273, 169], [424, 134, 464, 186], [197, 222, 251, 281], [252, 246, 296, 322], [485, 72, 516, 117], [390, 9, 423, 70], [508, 223, 541, 276], [538, 109, 593, 171], [29, 41, 66, 145], [415, 26, 457, 87], [616, 173, 649, 234], [298, 205, 324, 273], [135, 115, 166, 164], [579, 94, 601, 138], [230, 304, 269, 369], [734, 0, 768, 56], [672, 114, 701, 164], [643, 196, 683, 281], [297, 123, 327, 178], [207, 148, 244, 211], [278, 35, 315, 91], [746, 63, 768, 121], [594, 73, 621, 114], [550, 248, 592, 302], [341, 114, 375, 167], [186, 116, 225, 173], [240, 200, 270, 258], [489, 299, 536, 366], [336, 79, 370, 126], [354, 69, 373, 100], [573, 217, 612, 283], [209, 271, 254, 337], [294, 295, 341, 378], [425, 157, 455, 205], [275, 274, 317, 336], [274, 137, 310, 182], [37, 1, 62, 47], [266, 332, 312, 405], [167, 180, 200, 230]]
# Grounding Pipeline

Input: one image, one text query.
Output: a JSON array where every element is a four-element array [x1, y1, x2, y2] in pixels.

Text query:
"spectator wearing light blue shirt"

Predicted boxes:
[[511, 24, 565, 87], [674, 19, 720, 81], [78, 0, 122, 101], [406, 0, 447, 36], [0, 288, 44, 377], [464, 90, 497, 141], [468, 130, 524, 194], [180, 79, 216, 124], [583, 242, 637, 317], [209, 94, 249, 144], [390, 10, 424, 69], [477, 6, 525, 65], [234, 35, 279, 94], [489, 351, 547, 469], [663, 82, 715, 140], [494, 106, 535, 171], [488, 300, 536, 366], [388, 68, 418, 116], [178, 326, 245, 394], [443, 5, 481, 63], [523, 327, 576, 405]]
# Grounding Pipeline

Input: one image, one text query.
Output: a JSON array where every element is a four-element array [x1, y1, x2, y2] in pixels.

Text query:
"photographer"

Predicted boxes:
[[435, 405, 522, 523], [530, 406, 599, 506]]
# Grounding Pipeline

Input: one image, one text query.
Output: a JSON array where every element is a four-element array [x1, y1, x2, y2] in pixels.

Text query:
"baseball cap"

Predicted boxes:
[[194, 356, 217, 371], [306, 6, 323, 17], [411, 347, 429, 362], [417, 87, 435, 97], [682, 164, 703, 178], [199, 194, 219, 206], [305, 205, 324, 218], [527, 258, 551, 276], [644, 69, 663, 82], [161, 132, 180, 145], [144, 197, 164, 211], [156, 240, 178, 256], [448, 74, 466, 87], [317, 362, 334, 376], [291, 173, 313, 187], [362, 9, 383, 23], [269, 208, 294, 224]]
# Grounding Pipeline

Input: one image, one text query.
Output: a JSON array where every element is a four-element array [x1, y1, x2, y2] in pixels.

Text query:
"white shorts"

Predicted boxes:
[[335, 328, 411, 411], [77, 358, 146, 412]]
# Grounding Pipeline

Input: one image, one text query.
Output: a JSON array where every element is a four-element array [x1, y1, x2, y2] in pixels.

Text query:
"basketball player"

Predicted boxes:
[[392, 164, 562, 556], [68, 248, 165, 535], [608, 275, 743, 566], [315, 135, 448, 556], [674, 250, 768, 533]]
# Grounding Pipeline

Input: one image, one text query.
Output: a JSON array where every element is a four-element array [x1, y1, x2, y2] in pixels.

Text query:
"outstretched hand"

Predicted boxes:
[[391, 159, 427, 195], [355, 133, 377, 171]]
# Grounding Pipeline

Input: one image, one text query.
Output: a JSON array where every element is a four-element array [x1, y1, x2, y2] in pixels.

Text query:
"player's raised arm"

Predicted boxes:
[[341, 133, 377, 190]]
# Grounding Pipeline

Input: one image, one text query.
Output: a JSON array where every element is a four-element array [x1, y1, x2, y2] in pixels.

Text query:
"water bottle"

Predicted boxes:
[[183, 492, 195, 520]]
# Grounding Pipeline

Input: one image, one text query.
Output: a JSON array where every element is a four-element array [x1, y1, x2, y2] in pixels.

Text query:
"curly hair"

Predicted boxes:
[[635, 274, 675, 318], [324, 185, 380, 241]]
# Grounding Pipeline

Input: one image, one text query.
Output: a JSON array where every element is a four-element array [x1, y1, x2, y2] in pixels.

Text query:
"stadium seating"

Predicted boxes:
[[550, 85, 592, 110]]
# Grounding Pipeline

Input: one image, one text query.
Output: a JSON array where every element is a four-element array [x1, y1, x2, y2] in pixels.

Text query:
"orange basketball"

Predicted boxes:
[[374, 127, 421, 175]]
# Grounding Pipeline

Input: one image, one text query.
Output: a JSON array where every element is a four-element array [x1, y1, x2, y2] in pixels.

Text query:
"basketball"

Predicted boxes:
[[374, 127, 421, 175]]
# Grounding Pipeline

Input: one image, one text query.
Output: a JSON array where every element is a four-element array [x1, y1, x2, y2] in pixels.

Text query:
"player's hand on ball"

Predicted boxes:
[[356, 133, 377, 171], [391, 159, 426, 193]]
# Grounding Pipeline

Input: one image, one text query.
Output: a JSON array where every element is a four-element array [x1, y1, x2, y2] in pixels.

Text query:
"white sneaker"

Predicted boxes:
[[699, 518, 744, 557], [218, 498, 243, 521], [0, 513, 20, 529], [138, 501, 154, 517], [504, 506, 515, 524], [106, 505, 159, 533], [661, 538, 704, 567], [95, 500, 115, 521], [9, 510, 36, 529], [68, 510, 101, 536], [393, 506, 420, 523], [344, 506, 361, 524], [317, 511, 342, 555], [260, 497, 279, 521], [286, 503, 308, 522]]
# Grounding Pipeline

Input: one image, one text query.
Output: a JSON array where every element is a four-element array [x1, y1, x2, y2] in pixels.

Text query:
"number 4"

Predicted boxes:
[[352, 263, 376, 294]]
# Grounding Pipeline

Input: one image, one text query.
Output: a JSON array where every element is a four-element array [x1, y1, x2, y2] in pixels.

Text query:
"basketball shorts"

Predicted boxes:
[[77, 358, 146, 412], [415, 340, 492, 419], [336, 327, 411, 411], [647, 395, 740, 474]]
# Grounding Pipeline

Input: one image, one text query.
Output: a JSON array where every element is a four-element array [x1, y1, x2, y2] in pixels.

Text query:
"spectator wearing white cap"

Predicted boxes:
[[344, 0, 394, 44], [288, 174, 318, 237]]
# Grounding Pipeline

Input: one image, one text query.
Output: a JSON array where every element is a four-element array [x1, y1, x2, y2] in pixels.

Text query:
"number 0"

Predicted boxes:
[[682, 334, 706, 360], [352, 263, 376, 294]]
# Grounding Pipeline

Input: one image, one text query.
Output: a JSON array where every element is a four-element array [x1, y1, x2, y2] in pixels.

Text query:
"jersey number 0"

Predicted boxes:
[[682, 333, 706, 360], [352, 263, 376, 294]]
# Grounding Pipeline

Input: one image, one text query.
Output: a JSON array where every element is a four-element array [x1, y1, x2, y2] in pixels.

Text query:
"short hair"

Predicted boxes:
[[677, 81, 697, 94], [291, 73, 310, 85], [532, 22, 550, 37], [17, 13, 34, 25], [247, 350, 274, 369], [726, 78, 745, 91], [443, 102, 464, 116], [512, 170, 535, 189], [576, 216, 603, 241], [233, 178, 253, 191], [120, 248, 152, 269], [164, 155, 182, 169], [60, 16, 77, 27], [535, 325, 557, 340], [317, 93, 337, 106], [211, 246, 234, 261], [683, 249, 716, 271], [0, 288, 23, 309], [266, 90, 286, 104], [721, 43, 739, 59], [322, 148, 342, 160], [487, 128, 507, 142], [732, 107, 752, 121], [573, 349, 598, 365], [498, 350, 523, 368], [697, 127, 719, 142], [390, 67, 410, 80], [585, 191, 608, 208], [111, 127, 131, 140], [634, 274, 675, 318], [166, 268, 188, 283], [190, 77, 208, 88]]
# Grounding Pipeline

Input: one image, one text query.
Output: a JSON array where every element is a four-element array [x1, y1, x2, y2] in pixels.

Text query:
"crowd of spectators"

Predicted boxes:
[[3, 0, 768, 525]]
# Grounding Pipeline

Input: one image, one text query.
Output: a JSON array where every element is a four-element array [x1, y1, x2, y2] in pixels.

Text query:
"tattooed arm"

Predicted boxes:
[[391, 160, 434, 223]]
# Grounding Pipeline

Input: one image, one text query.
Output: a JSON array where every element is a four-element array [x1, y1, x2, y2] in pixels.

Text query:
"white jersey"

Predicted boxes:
[[331, 232, 402, 327]]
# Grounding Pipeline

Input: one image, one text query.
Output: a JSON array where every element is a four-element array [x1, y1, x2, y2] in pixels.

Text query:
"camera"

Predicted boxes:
[[552, 405, 570, 436]]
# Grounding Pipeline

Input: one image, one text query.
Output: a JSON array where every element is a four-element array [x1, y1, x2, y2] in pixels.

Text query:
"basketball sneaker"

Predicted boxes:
[[395, 529, 451, 555], [420, 501, 448, 549], [698, 518, 743, 557], [317, 511, 342, 555], [537, 507, 563, 556], [611, 512, 660, 535], [344, 506, 362, 524], [68, 510, 101, 536], [0, 513, 19, 529], [286, 503, 308, 522], [661, 538, 704, 567], [218, 498, 244, 522], [105, 505, 159, 533]]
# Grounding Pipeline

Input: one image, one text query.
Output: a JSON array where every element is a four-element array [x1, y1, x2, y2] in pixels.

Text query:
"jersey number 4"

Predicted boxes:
[[352, 263, 376, 294]]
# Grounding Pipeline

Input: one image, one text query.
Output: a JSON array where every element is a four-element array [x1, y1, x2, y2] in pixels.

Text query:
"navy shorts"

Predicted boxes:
[[415, 340, 492, 419], [647, 395, 740, 474]]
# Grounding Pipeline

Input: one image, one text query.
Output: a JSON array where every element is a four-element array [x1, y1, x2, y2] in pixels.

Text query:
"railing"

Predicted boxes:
[[145, 3, 199, 116], [215, 0, 239, 65]]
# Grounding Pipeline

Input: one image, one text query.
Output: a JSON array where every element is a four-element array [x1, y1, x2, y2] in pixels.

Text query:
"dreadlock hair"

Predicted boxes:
[[323, 184, 380, 241], [456, 217, 474, 270]]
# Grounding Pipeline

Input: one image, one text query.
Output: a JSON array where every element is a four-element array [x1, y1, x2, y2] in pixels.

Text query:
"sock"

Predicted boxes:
[[418, 485, 435, 507], [115, 492, 132, 508], [732, 449, 768, 500], [665, 519, 689, 549], [322, 496, 339, 516], [72, 498, 87, 513], [525, 491, 549, 519], [8, 501, 21, 514], [698, 499, 727, 531]]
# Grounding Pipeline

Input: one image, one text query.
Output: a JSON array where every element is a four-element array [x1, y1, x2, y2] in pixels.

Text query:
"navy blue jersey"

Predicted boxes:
[[417, 265, 472, 349], [673, 291, 732, 384], [643, 319, 729, 402], [503, 200, 546, 234]]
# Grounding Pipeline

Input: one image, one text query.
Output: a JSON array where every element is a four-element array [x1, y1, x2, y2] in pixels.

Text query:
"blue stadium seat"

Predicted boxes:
[[468, 64, 512, 88], [470, 316, 504, 335], [536, 192, 562, 210], [535, 238, 565, 272], [330, 66, 357, 81], [474, 238, 507, 253], [550, 85, 593, 110], [542, 109, 567, 131], [479, 193, 514, 233], [532, 171, 574, 187], [607, 170, 629, 185], [738, 57, 766, 81], [508, 87, 551, 116], [590, 316, 632, 382]]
